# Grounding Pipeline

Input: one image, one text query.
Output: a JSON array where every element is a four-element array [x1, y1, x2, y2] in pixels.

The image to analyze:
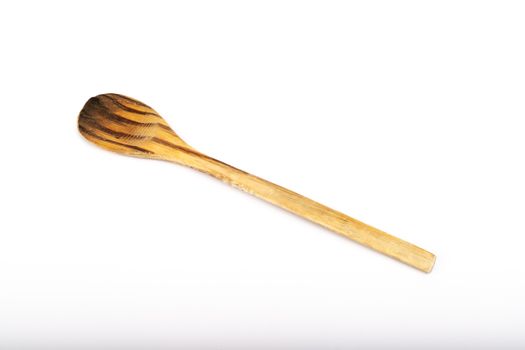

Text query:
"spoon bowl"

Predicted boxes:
[[78, 93, 189, 160]]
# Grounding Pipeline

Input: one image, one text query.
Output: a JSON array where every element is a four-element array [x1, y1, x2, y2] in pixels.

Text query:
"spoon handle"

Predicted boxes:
[[173, 151, 435, 272]]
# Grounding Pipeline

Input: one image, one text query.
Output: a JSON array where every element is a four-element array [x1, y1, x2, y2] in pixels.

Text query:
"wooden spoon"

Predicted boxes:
[[78, 93, 436, 272]]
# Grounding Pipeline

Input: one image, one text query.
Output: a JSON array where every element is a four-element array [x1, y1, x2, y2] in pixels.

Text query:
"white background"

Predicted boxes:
[[1, 1, 524, 349]]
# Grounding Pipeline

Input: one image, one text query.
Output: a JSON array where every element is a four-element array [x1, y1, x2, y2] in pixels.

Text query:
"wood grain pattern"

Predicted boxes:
[[78, 93, 436, 272]]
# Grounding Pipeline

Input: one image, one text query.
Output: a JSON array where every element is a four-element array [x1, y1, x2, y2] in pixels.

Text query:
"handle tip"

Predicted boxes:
[[420, 253, 436, 273]]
